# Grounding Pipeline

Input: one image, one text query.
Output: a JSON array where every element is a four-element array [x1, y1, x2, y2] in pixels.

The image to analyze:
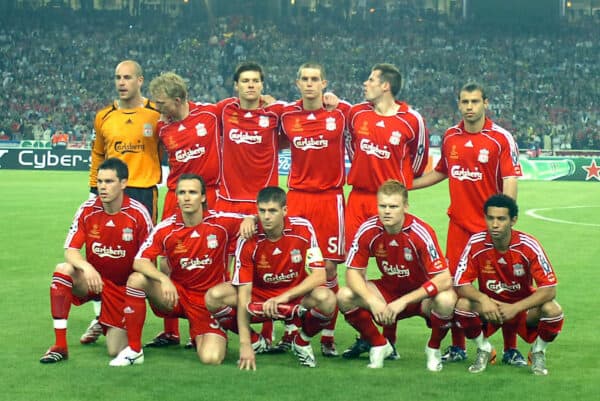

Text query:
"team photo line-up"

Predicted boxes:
[[40, 59, 563, 375]]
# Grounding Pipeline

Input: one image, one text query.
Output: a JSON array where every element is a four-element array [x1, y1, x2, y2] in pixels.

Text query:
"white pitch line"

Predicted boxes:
[[526, 206, 600, 227]]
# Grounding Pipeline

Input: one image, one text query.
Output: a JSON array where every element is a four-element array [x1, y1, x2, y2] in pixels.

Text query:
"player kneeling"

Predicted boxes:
[[40, 158, 153, 365], [110, 174, 250, 366]]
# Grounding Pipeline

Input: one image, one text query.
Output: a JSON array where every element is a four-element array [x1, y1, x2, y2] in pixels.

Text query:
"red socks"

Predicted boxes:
[[163, 317, 180, 337], [344, 308, 387, 347], [123, 286, 147, 352], [454, 310, 483, 340], [50, 272, 73, 348], [428, 311, 453, 349], [213, 306, 238, 333], [320, 278, 339, 344], [301, 308, 333, 339], [538, 314, 564, 342]]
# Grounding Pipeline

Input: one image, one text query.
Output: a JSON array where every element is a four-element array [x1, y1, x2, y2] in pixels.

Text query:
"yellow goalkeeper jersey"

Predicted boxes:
[[89, 99, 161, 188]]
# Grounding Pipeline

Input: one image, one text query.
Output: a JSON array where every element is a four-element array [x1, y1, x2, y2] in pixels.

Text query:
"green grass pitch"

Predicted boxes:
[[1, 170, 599, 401]]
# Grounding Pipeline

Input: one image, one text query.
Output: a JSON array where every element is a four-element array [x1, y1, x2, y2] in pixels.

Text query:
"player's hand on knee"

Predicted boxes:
[[83, 265, 103, 294], [160, 279, 179, 308]]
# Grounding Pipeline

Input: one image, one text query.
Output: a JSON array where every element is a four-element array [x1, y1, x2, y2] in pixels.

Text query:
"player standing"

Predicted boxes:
[[82, 60, 161, 345], [215, 61, 286, 215], [89, 60, 161, 221], [412, 82, 522, 364], [343, 63, 429, 357], [278, 62, 350, 356], [151, 71, 221, 214], [142, 72, 222, 348], [214, 61, 289, 342]]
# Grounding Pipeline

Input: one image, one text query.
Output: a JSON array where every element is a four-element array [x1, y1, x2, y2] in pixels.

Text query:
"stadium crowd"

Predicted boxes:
[[1, 9, 599, 150]]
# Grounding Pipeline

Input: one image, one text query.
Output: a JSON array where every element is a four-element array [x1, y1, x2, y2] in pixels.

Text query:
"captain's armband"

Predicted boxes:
[[306, 247, 325, 268], [422, 280, 438, 297]]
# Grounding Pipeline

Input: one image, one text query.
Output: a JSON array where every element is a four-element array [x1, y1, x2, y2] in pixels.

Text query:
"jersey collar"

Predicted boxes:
[[457, 117, 493, 133]]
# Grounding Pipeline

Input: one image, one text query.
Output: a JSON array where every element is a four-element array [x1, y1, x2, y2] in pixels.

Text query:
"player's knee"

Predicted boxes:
[[198, 346, 225, 365], [432, 289, 457, 314], [542, 299, 562, 318], [454, 297, 472, 312], [205, 283, 233, 311], [337, 286, 356, 312], [311, 286, 331, 302], [55, 262, 74, 275], [199, 353, 224, 365], [312, 287, 336, 314], [204, 289, 219, 312], [126, 272, 146, 288]]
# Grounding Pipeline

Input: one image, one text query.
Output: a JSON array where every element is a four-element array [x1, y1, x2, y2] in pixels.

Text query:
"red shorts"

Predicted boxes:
[[371, 278, 424, 320], [73, 279, 126, 330], [162, 185, 218, 220], [287, 189, 345, 262], [344, 190, 377, 253], [483, 311, 538, 344], [213, 197, 256, 255], [446, 221, 475, 275], [214, 197, 256, 215], [249, 285, 295, 306], [150, 282, 226, 339]]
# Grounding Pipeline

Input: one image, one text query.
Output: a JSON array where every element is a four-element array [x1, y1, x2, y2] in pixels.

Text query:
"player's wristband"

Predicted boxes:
[[422, 280, 438, 297]]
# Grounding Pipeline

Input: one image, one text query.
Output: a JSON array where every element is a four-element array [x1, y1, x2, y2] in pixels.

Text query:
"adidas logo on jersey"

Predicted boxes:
[[106, 220, 115, 227], [272, 248, 282, 255]]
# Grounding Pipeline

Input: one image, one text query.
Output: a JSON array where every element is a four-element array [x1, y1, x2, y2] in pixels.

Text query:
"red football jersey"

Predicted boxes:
[[346, 101, 429, 191], [435, 118, 522, 233], [217, 98, 286, 202], [158, 101, 221, 191], [346, 214, 447, 294], [136, 210, 242, 292], [232, 216, 325, 300], [65, 195, 153, 286], [280, 100, 350, 191], [454, 229, 558, 303]]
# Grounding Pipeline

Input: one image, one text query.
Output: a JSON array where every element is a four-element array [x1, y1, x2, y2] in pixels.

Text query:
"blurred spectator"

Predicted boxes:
[[0, 9, 598, 150], [51, 130, 69, 148], [430, 132, 442, 148]]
